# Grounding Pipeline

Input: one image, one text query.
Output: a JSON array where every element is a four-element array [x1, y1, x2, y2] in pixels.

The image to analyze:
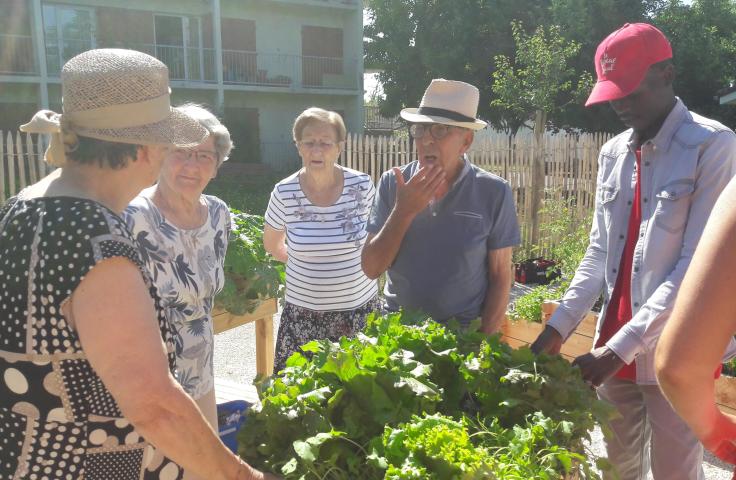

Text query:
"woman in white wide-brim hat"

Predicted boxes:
[[1, 49, 270, 480]]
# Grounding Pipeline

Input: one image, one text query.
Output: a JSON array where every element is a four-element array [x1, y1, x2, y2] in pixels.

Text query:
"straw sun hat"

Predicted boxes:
[[21, 48, 207, 167], [400, 79, 487, 130]]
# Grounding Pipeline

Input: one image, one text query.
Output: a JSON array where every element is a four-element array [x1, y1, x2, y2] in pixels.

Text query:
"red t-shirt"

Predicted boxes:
[[595, 150, 642, 381]]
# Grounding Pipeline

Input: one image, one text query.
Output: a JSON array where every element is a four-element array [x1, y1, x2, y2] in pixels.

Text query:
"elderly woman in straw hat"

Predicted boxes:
[[1, 49, 270, 480], [123, 104, 233, 459], [263, 107, 378, 373]]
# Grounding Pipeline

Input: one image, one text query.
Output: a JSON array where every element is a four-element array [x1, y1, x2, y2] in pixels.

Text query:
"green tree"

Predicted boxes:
[[549, 0, 657, 132], [364, 0, 736, 132], [364, 0, 552, 131], [490, 22, 591, 243], [364, 0, 652, 132], [654, 0, 736, 128], [490, 21, 592, 135]]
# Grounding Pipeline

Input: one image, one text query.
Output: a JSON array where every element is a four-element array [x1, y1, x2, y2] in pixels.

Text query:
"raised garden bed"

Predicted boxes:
[[238, 311, 614, 479], [503, 301, 736, 415]]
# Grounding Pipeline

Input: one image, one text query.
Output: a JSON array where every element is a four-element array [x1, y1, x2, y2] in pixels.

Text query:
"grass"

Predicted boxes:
[[205, 172, 284, 215]]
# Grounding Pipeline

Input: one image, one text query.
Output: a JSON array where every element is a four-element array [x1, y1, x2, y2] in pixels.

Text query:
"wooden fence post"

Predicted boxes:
[[0, 133, 5, 201], [6, 131, 16, 197], [25, 132, 38, 184], [15, 131, 27, 192]]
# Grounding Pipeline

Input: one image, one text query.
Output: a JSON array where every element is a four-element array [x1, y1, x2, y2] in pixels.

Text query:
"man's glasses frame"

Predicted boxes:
[[408, 123, 458, 140]]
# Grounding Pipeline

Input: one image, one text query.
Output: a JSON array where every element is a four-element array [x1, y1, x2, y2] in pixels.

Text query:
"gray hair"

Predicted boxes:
[[175, 103, 233, 166]]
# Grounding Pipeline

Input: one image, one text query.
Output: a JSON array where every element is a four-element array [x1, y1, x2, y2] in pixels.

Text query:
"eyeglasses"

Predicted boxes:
[[409, 123, 456, 140], [171, 148, 218, 166], [297, 140, 339, 151]]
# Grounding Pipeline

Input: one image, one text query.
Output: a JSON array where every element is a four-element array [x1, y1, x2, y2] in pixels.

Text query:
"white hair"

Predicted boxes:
[[175, 103, 233, 166]]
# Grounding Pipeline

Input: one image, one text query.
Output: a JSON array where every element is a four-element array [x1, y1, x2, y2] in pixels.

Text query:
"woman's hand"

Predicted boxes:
[[263, 225, 288, 263]]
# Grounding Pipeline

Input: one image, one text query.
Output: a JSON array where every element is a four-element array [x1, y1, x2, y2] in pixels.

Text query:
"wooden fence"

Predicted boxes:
[[0, 131, 51, 201], [1, 129, 612, 255], [342, 131, 612, 254]]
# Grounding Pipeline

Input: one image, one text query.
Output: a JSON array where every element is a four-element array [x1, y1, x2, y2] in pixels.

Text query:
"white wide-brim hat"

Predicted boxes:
[[400, 78, 487, 130]]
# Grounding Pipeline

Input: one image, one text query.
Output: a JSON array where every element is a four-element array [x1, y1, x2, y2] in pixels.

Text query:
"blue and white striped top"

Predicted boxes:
[[265, 166, 378, 311]]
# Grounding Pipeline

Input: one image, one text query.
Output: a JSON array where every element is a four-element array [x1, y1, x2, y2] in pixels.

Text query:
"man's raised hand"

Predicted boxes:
[[393, 165, 445, 218]]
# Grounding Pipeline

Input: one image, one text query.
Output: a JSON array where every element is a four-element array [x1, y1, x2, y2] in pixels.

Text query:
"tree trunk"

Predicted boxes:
[[530, 109, 547, 247]]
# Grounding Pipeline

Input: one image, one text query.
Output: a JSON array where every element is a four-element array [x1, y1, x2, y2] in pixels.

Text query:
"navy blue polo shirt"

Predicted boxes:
[[366, 158, 520, 325]]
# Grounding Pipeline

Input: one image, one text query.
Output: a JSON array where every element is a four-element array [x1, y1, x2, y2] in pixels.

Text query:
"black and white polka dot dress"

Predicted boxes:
[[0, 196, 183, 480]]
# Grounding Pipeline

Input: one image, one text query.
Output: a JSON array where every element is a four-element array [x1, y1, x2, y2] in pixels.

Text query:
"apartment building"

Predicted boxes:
[[0, 0, 364, 169]]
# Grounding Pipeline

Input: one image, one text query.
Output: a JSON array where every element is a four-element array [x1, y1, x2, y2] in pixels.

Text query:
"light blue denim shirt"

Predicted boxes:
[[548, 98, 736, 384]]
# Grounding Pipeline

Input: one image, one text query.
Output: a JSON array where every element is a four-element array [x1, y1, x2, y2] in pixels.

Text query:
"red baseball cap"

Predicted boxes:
[[585, 23, 672, 107]]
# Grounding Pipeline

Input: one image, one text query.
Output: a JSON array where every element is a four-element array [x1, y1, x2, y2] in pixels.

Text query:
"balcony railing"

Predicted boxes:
[[0, 34, 38, 75], [43, 41, 358, 91], [222, 51, 358, 90], [268, 0, 360, 7]]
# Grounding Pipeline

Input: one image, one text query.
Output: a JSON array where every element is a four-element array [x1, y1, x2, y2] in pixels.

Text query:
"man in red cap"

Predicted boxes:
[[532, 23, 736, 479]]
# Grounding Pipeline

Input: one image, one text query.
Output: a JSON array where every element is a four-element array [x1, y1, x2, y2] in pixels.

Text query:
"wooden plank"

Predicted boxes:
[[501, 317, 545, 346], [542, 301, 597, 338], [213, 298, 278, 378], [15, 131, 27, 191], [25, 133, 38, 184], [255, 314, 275, 376], [7, 131, 16, 197], [0, 133, 5, 201], [212, 297, 278, 334]]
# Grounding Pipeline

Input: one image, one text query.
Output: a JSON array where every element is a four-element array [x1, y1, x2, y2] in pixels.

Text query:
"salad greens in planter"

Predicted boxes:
[[238, 311, 615, 479], [215, 209, 285, 315]]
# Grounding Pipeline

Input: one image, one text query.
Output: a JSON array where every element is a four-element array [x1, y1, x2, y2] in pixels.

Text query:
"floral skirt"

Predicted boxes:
[[273, 297, 381, 374]]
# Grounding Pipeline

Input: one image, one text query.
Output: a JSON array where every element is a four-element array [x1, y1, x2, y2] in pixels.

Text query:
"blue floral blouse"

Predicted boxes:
[[124, 189, 230, 399]]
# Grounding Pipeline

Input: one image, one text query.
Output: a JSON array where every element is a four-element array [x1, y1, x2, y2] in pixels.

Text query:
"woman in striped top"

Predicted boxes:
[[264, 107, 378, 373]]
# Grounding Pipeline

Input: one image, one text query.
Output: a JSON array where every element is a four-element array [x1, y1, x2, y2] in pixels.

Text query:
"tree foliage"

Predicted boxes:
[[653, 0, 736, 128], [364, 0, 736, 133], [490, 21, 592, 133]]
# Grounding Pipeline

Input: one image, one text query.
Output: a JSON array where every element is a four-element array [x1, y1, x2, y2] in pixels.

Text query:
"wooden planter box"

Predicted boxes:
[[504, 300, 736, 415], [212, 298, 278, 377], [501, 300, 595, 360]]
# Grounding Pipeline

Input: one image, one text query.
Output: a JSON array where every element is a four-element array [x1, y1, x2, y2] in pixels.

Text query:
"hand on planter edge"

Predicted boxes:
[[531, 325, 563, 355]]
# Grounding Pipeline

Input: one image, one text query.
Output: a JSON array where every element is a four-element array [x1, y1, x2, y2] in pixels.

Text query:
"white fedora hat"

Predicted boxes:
[[400, 79, 487, 130]]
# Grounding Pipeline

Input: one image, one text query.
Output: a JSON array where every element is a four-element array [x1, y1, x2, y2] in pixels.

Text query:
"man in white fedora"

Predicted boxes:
[[362, 79, 519, 333]]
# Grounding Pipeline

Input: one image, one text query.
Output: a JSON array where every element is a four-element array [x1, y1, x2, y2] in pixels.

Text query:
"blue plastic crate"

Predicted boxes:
[[217, 400, 251, 453]]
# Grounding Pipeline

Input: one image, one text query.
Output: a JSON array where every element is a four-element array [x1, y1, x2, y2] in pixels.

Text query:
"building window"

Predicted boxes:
[[43, 4, 96, 75], [220, 18, 256, 84], [154, 15, 203, 81], [301, 26, 343, 87]]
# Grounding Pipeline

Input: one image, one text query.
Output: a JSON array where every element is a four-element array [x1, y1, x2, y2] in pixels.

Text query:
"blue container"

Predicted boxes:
[[217, 400, 251, 453]]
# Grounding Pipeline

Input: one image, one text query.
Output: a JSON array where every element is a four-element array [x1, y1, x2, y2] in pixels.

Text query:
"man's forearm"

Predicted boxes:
[[481, 247, 513, 334], [481, 284, 509, 334], [361, 207, 415, 279]]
